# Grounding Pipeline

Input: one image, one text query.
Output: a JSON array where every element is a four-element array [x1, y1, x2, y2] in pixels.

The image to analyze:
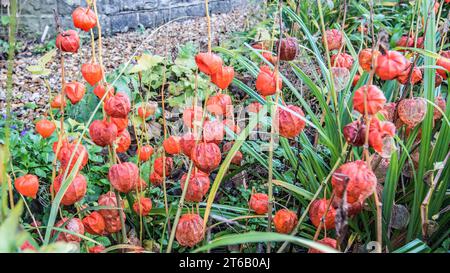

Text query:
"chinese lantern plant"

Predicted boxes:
[[6, 0, 450, 254]]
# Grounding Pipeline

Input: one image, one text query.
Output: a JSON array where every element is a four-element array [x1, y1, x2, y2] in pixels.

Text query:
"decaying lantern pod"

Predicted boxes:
[[93, 83, 115, 100], [390, 204, 410, 230], [137, 102, 157, 119], [104, 93, 131, 118], [358, 48, 380, 72], [82, 211, 106, 236], [56, 30, 80, 53], [277, 105, 306, 139], [202, 120, 224, 144], [138, 145, 154, 162], [98, 191, 123, 219], [132, 197, 153, 216], [163, 136, 181, 155], [104, 215, 125, 234], [64, 81, 86, 104], [206, 93, 233, 116], [352, 85, 386, 115], [277, 37, 299, 61], [149, 171, 163, 186], [191, 142, 222, 173], [273, 209, 298, 234], [72, 6, 97, 32], [433, 96, 447, 120], [255, 65, 283, 96], [211, 66, 235, 90], [108, 162, 139, 193], [248, 193, 269, 215], [375, 50, 408, 80], [331, 67, 350, 92], [402, 145, 420, 178], [396, 64, 422, 85], [323, 29, 343, 51], [343, 118, 395, 154], [308, 238, 337, 253], [36, 119, 56, 138], [115, 129, 131, 153], [379, 102, 397, 122], [330, 52, 354, 70], [435, 73, 443, 87], [89, 120, 118, 147], [195, 52, 223, 75], [371, 154, 390, 184], [180, 170, 211, 202], [397, 98, 427, 128], [175, 214, 205, 247], [54, 217, 85, 243], [180, 132, 196, 157], [222, 141, 243, 165], [331, 160, 377, 204], [53, 173, 87, 206], [81, 62, 103, 86], [309, 199, 336, 229], [343, 120, 366, 147], [14, 174, 39, 199], [154, 156, 174, 177], [58, 142, 89, 173]]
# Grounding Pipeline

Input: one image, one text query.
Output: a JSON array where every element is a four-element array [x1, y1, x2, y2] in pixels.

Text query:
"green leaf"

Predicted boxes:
[[393, 239, 431, 253], [128, 53, 164, 73], [26, 65, 51, 76], [192, 232, 339, 253], [0, 201, 24, 252], [1, 16, 10, 26], [43, 146, 88, 245], [203, 105, 268, 226], [33, 168, 47, 178]]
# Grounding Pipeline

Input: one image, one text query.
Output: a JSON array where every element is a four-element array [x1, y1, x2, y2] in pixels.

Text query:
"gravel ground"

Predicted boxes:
[[0, 4, 261, 124]]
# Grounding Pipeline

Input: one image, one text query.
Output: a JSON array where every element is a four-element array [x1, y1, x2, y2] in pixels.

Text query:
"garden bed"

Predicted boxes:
[[0, 6, 261, 125]]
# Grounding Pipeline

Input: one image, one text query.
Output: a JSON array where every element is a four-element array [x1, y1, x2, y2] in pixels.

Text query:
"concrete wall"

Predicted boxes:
[[13, 0, 247, 37]]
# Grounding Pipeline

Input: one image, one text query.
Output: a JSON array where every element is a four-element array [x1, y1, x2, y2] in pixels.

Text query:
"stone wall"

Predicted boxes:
[[14, 0, 248, 37]]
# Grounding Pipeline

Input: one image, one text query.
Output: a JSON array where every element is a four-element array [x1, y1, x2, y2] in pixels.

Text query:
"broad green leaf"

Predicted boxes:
[[128, 53, 164, 73], [0, 202, 24, 252], [26, 65, 51, 76]]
